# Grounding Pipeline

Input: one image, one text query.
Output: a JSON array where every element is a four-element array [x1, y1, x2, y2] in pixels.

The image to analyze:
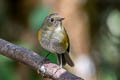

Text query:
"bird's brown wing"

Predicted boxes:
[[63, 27, 74, 67], [63, 27, 70, 53]]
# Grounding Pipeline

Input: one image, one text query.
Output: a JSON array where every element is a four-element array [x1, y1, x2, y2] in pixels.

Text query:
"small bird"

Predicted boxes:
[[38, 13, 74, 67]]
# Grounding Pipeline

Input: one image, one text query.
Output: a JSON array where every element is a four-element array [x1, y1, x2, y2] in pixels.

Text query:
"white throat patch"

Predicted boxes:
[[55, 24, 62, 32]]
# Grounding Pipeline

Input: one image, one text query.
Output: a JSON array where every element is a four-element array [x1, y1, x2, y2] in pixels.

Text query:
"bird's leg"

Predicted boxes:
[[53, 54, 63, 76], [45, 52, 51, 59], [37, 52, 51, 74], [60, 54, 62, 68]]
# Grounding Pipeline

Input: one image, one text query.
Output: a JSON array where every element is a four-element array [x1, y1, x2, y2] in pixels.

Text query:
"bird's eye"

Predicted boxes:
[[50, 18, 54, 22]]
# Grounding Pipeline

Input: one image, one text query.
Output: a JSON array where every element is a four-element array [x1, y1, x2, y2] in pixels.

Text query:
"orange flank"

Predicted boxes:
[[38, 30, 41, 41]]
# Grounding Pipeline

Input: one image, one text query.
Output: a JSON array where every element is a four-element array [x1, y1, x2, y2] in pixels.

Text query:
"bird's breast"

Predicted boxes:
[[38, 26, 68, 53]]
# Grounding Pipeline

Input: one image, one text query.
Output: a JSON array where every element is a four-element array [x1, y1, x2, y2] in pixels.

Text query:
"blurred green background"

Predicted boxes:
[[0, 0, 120, 80]]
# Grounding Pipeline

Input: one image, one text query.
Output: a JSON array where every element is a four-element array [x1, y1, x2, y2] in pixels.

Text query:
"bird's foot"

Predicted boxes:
[[37, 58, 49, 75], [37, 53, 50, 74]]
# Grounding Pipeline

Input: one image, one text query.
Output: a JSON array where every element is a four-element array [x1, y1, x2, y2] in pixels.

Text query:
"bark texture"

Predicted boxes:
[[0, 38, 83, 80]]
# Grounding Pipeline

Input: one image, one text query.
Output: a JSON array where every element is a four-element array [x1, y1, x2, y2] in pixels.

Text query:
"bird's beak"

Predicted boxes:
[[58, 18, 65, 21]]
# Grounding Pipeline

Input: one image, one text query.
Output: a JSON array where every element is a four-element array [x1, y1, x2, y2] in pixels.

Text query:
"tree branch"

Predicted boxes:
[[0, 38, 84, 80]]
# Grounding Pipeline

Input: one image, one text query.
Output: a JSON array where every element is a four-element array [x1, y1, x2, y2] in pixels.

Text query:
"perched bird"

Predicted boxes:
[[38, 13, 74, 67]]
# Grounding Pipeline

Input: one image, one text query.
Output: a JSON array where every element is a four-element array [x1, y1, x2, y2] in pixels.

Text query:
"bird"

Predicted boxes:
[[38, 13, 74, 67]]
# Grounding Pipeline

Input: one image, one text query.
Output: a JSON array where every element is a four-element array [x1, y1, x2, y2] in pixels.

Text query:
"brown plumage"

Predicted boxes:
[[38, 13, 74, 67]]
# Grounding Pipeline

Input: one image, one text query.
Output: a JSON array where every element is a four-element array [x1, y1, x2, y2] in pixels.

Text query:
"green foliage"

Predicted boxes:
[[0, 55, 17, 80], [95, 9, 120, 80], [29, 5, 51, 33], [107, 9, 120, 37], [98, 68, 117, 80], [40, 50, 58, 64], [15, 41, 33, 50]]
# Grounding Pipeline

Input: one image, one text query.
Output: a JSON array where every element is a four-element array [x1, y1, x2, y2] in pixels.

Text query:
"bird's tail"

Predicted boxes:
[[57, 52, 74, 67]]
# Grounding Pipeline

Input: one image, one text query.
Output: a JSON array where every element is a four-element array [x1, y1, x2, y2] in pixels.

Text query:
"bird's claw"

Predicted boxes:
[[37, 58, 49, 74]]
